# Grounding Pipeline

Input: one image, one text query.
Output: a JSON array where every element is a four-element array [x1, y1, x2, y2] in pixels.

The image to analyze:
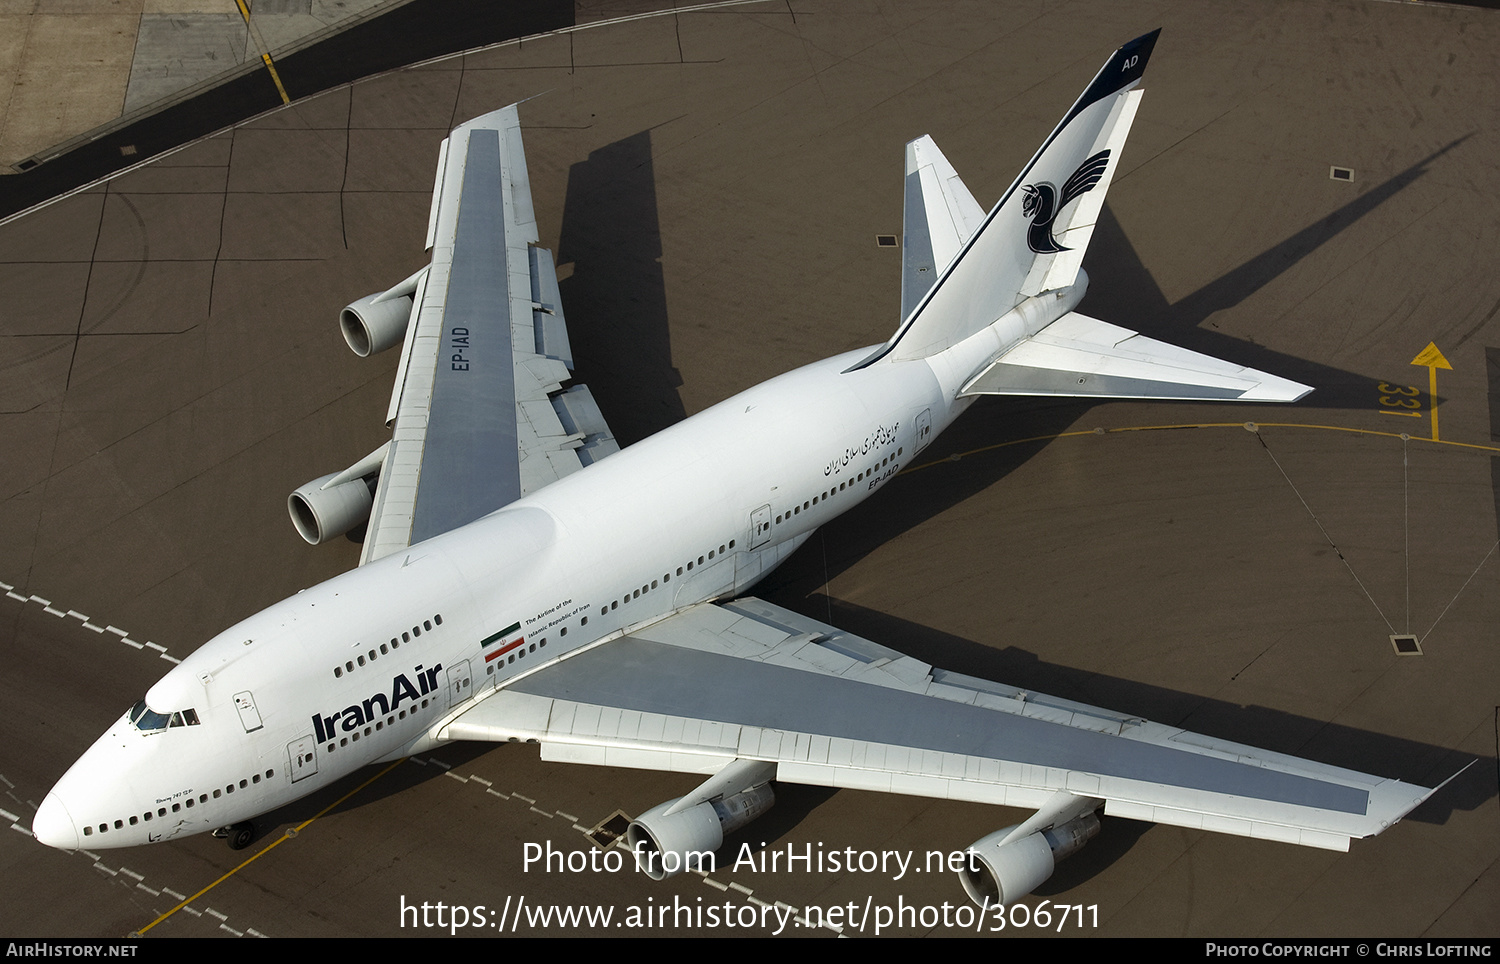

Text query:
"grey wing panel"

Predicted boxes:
[[446, 597, 1433, 849], [360, 107, 619, 565], [410, 127, 520, 544]]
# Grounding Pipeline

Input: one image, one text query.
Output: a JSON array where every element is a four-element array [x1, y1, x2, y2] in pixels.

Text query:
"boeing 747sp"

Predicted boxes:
[[34, 31, 1443, 907]]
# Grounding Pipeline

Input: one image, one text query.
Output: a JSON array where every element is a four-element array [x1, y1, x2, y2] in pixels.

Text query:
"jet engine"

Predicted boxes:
[[959, 810, 1100, 907], [338, 265, 427, 357], [627, 784, 774, 881], [287, 443, 389, 545], [339, 293, 412, 357]]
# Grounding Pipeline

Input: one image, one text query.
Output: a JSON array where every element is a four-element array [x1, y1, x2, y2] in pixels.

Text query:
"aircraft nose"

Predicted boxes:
[[33, 793, 79, 850]]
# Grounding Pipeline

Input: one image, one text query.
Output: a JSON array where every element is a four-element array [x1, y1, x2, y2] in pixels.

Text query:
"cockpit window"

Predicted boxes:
[[130, 699, 198, 731], [130, 700, 169, 731]]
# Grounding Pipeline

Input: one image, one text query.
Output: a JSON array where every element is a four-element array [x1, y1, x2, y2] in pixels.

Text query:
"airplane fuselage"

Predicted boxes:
[[35, 333, 996, 850]]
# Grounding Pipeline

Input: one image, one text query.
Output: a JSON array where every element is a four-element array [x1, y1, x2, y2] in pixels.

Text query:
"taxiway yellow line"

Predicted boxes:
[[902, 420, 1500, 476], [234, 0, 292, 105], [134, 758, 406, 936]]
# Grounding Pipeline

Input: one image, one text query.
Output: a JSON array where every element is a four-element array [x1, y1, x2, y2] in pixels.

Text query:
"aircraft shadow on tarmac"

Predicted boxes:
[[555, 128, 686, 447], [1087, 136, 1470, 413]]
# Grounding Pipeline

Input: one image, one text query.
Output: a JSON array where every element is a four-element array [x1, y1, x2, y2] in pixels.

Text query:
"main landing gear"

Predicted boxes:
[[212, 821, 256, 850]]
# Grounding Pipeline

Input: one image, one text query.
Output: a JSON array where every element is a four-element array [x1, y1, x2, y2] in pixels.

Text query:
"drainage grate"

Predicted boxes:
[[584, 810, 632, 848], [1330, 166, 1354, 182], [120, 144, 138, 157], [1390, 634, 1422, 656], [876, 234, 898, 247]]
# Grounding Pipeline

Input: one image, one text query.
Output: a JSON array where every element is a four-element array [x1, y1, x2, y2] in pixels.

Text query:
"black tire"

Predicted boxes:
[[228, 822, 254, 850]]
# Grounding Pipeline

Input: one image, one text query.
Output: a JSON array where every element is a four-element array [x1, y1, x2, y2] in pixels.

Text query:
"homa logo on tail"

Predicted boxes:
[[311, 663, 444, 742], [1021, 149, 1111, 254]]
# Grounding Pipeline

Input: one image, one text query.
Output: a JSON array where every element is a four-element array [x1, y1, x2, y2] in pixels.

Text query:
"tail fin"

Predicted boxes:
[[859, 29, 1159, 368]]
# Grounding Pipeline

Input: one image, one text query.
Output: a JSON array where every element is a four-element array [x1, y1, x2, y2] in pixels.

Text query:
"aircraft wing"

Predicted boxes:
[[360, 106, 618, 565], [444, 596, 1435, 850]]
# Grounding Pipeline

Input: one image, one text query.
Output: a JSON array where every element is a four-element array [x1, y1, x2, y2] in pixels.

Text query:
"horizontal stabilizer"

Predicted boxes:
[[901, 136, 987, 322], [960, 312, 1312, 402]]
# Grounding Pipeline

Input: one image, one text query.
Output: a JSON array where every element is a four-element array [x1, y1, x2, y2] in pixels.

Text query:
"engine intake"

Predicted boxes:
[[340, 292, 413, 358], [288, 473, 374, 545], [627, 784, 774, 881], [959, 811, 1100, 907], [287, 443, 389, 545]]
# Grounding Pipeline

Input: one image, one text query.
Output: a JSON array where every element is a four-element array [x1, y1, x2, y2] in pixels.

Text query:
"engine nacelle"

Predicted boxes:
[[626, 784, 775, 881], [959, 811, 1100, 907], [288, 473, 374, 545], [340, 292, 413, 357]]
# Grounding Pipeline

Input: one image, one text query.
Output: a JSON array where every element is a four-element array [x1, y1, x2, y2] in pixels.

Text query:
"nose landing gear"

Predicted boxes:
[[212, 821, 256, 850]]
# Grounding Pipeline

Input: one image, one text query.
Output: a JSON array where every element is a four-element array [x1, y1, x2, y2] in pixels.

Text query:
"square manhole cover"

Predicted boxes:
[[584, 810, 632, 848], [1390, 634, 1422, 656]]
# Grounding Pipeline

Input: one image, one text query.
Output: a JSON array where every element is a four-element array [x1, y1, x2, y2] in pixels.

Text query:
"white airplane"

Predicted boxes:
[[34, 31, 1446, 907]]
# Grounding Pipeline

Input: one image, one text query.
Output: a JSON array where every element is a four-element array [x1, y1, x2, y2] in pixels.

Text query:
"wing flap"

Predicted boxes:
[[445, 596, 1431, 847], [960, 311, 1313, 402]]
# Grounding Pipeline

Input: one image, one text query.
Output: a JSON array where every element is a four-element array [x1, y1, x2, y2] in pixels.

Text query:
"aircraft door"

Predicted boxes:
[[233, 691, 264, 733], [446, 660, 473, 707], [288, 735, 319, 783], [915, 408, 932, 453], [748, 503, 772, 549]]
